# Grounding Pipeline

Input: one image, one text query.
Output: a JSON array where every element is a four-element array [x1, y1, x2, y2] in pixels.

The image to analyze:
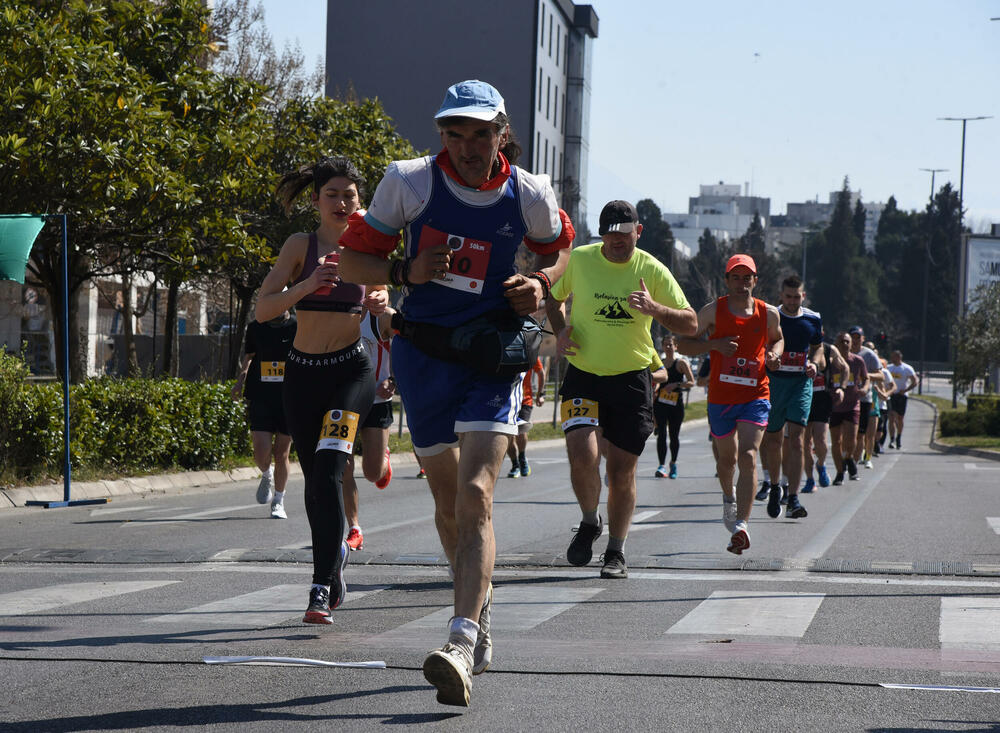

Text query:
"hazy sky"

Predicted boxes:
[[259, 0, 999, 233]]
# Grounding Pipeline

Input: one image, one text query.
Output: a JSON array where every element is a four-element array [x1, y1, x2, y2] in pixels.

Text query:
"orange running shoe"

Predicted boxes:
[[375, 448, 392, 489], [345, 526, 364, 551]]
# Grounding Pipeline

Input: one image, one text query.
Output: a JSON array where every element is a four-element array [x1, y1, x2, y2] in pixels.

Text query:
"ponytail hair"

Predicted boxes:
[[275, 155, 366, 214]]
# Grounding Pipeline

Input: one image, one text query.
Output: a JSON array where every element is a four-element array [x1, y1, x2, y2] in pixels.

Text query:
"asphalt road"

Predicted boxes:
[[2, 399, 1000, 731]]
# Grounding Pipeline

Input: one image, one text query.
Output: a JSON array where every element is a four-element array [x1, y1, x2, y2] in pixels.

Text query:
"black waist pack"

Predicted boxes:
[[392, 309, 542, 380]]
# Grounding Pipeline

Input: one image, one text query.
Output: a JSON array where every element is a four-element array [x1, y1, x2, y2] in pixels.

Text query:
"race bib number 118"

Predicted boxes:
[[560, 398, 599, 430], [317, 409, 360, 453]]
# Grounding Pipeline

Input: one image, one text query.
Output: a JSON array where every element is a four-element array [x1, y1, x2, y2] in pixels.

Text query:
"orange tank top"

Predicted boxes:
[[708, 296, 770, 404]]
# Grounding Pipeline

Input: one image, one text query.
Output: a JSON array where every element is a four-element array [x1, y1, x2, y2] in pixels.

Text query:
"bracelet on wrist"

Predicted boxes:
[[529, 271, 551, 299]]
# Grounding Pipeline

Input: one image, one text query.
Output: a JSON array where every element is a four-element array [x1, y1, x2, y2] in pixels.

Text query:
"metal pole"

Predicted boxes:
[[59, 215, 70, 502], [917, 168, 945, 396], [939, 116, 992, 407]]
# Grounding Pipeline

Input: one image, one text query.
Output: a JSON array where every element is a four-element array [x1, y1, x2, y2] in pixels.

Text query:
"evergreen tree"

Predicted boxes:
[[683, 228, 731, 310], [853, 198, 867, 245], [635, 199, 676, 269]]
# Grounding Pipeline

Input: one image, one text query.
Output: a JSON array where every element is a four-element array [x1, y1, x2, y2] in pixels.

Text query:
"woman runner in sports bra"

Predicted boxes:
[[255, 156, 388, 625], [653, 334, 695, 479]]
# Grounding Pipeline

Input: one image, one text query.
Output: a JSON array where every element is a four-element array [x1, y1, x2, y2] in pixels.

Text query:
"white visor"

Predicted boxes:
[[606, 222, 637, 234]]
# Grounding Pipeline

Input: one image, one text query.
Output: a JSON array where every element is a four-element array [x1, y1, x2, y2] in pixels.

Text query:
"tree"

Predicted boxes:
[[0, 0, 270, 381], [683, 228, 732, 310], [635, 199, 675, 269], [733, 213, 782, 301], [853, 199, 867, 245], [952, 281, 1000, 391], [210, 0, 323, 109]]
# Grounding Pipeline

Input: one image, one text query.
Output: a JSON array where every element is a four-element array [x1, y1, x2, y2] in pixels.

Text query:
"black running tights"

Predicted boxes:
[[283, 343, 374, 586], [654, 402, 684, 466]]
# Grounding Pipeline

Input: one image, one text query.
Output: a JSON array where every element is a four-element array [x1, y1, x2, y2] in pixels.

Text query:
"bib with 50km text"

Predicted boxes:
[[417, 224, 492, 295], [317, 409, 360, 453], [719, 354, 761, 387], [560, 398, 599, 430], [260, 361, 285, 382]]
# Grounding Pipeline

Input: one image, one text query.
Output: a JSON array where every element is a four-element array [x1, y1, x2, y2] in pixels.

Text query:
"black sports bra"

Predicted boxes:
[[292, 233, 365, 313]]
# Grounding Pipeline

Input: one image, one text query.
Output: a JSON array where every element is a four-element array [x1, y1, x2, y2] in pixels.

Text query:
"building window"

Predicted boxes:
[[549, 12, 553, 56], [559, 151, 563, 182], [556, 26, 560, 67], [561, 92, 566, 134], [546, 75, 550, 120], [564, 33, 569, 68], [535, 131, 540, 171], [537, 67, 542, 111], [551, 146, 556, 182], [544, 138, 549, 175], [539, 7, 544, 47]]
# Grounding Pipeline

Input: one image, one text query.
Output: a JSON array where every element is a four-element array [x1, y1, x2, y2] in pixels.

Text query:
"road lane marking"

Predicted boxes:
[[90, 505, 193, 517], [121, 504, 264, 525], [940, 597, 1000, 651], [373, 585, 603, 640], [145, 584, 387, 627], [0, 581, 179, 616], [790, 451, 901, 563], [965, 463, 1000, 471], [666, 590, 824, 637], [988, 518, 1000, 535], [628, 510, 664, 533]]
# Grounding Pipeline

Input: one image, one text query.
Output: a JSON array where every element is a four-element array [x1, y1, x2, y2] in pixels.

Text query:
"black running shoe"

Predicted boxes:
[[755, 482, 770, 502], [599, 550, 628, 579], [832, 472, 844, 486], [567, 517, 603, 566], [330, 540, 349, 609], [786, 494, 808, 519], [767, 482, 783, 518], [303, 586, 332, 625]]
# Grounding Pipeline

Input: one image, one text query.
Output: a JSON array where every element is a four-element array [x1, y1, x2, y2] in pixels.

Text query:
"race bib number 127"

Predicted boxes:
[[317, 409, 360, 453], [560, 398, 599, 430]]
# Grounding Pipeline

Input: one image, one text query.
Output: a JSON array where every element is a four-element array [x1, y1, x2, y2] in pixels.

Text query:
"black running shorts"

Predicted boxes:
[[362, 400, 394, 430], [559, 363, 653, 456], [889, 393, 908, 416]]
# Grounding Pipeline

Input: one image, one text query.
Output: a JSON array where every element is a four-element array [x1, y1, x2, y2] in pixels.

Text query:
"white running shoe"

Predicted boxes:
[[256, 469, 274, 504], [473, 583, 492, 675], [423, 640, 473, 707], [722, 498, 738, 534], [727, 521, 750, 555], [270, 499, 287, 519], [864, 459, 874, 469]]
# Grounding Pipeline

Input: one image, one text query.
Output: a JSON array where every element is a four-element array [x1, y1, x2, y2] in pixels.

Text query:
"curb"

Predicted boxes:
[[1, 417, 712, 511], [914, 397, 1000, 463]]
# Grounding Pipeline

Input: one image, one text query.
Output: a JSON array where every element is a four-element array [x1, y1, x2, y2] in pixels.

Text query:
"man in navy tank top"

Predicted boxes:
[[340, 80, 574, 706]]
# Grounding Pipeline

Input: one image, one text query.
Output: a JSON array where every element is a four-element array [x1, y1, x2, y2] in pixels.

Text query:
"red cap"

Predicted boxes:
[[725, 254, 757, 274]]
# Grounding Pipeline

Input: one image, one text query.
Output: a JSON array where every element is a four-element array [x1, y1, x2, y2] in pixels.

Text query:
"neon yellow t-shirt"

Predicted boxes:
[[550, 243, 690, 376]]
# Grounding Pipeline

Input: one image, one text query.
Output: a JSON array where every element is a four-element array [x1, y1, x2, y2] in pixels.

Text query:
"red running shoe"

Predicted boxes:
[[375, 448, 392, 489]]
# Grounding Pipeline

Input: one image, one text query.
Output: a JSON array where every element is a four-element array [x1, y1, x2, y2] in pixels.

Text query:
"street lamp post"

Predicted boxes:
[[917, 168, 947, 395], [938, 116, 993, 406]]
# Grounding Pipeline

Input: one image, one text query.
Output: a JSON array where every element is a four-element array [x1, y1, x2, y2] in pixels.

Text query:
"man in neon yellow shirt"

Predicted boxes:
[[546, 200, 697, 578]]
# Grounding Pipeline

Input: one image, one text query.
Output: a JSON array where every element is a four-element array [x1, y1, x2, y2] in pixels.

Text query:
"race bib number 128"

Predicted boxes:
[[317, 409, 360, 453], [560, 398, 599, 430]]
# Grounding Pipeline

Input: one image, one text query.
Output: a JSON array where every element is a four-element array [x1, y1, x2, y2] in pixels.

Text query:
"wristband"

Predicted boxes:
[[529, 271, 551, 299]]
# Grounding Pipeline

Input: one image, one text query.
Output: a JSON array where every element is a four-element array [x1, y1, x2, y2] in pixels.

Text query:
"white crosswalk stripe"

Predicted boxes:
[[666, 590, 825, 637], [940, 597, 1000, 651], [373, 585, 603, 640], [0, 581, 179, 616], [145, 584, 388, 627]]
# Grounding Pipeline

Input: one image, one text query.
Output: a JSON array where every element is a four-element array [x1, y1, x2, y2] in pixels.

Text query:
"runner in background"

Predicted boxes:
[[887, 350, 918, 449], [654, 334, 695, 479], [231, 309, 296, 519], [802, 337, 848, 492], [829, 331, 869, 485], [506, 356, 546, 478], [342, 306, 397, 551]]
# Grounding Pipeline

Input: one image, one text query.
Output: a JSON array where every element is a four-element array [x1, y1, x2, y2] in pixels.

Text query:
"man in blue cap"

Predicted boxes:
[[340, 80, 574, 706]]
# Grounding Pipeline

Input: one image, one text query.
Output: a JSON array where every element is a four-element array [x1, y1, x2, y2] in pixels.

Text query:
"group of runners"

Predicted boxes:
[[228, 78, 920, 708]]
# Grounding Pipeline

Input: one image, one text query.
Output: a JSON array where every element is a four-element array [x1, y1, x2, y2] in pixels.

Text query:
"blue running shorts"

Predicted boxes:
[[708, 399, 771, 439], [392, 335, 522, 454], [766, 376, 813, 431]]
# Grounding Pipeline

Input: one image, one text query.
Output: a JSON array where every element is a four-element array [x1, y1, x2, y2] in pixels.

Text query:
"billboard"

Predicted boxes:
[[962, 235, 1000, 310]]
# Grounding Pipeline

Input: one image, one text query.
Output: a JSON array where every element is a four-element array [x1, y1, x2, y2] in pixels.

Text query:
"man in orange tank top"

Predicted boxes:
[[677, 254, 783, 555]]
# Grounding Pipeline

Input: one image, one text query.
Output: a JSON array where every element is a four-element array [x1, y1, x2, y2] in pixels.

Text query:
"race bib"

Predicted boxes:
[[560, 398, 599, 430], [260, 361, 285, 383], [316, 409, 360, 453], [812, 374, 826, 392], [719, 355, 760, 387], [417, 224, 492, 295], [657, 389, 679, 405], [778, 351, 807, 373], [831, 370, 848, 389]]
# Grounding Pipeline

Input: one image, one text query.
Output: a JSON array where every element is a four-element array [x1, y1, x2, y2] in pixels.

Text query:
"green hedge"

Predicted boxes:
[[940, 410, 1000, 437], [0, 352, 251, 484], [967, 395, 1000, 414]]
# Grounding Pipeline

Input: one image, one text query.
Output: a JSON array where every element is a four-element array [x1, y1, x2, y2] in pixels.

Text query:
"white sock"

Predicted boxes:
[[349, 524, 360, 531], [264, 466, 274, 478], [448, 616, 479, 646], [272, 490, 284, 504]]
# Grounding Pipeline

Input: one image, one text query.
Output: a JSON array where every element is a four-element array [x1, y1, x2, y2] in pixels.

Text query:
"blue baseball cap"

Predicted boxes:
[[434, 80, 506, 121], [849, 325, 864, 335]]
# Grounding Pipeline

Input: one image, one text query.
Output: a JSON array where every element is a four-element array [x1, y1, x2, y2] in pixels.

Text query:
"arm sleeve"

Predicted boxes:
[[339, 161, 420, 258], [518, 171, 574, 255]]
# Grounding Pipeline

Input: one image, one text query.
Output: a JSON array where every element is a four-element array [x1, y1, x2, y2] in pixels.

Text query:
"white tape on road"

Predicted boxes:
[[880, 683, 1000, 693], [204, 656, 385, 669]]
